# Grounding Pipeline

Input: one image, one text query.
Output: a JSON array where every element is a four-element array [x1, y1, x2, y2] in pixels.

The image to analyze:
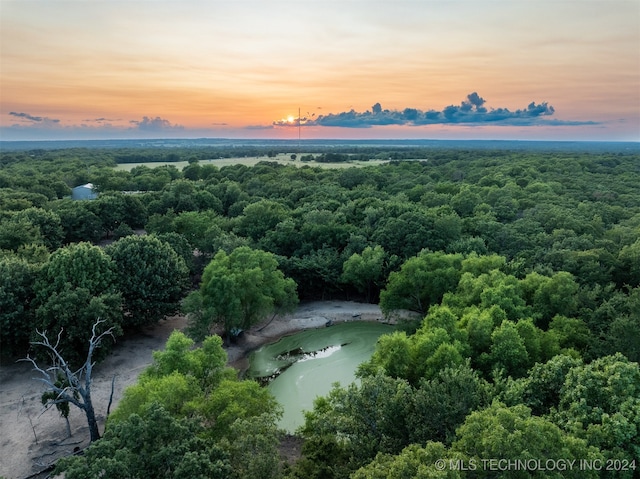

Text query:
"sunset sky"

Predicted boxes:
[[1, 0, 638, 141]]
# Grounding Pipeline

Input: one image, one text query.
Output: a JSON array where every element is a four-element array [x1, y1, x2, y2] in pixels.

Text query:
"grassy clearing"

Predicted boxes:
[[113, 153, 388, 171]]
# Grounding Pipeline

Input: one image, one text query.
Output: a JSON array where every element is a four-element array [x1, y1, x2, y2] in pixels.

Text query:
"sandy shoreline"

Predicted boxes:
[[0, 301, 397, 479]]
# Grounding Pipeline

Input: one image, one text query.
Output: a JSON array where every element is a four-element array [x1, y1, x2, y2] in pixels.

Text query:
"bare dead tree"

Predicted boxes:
[[21, 318, 115, 443]]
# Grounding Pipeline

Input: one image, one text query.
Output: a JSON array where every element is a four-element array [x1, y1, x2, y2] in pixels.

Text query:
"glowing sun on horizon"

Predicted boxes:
[[274, 114, 302, 127]]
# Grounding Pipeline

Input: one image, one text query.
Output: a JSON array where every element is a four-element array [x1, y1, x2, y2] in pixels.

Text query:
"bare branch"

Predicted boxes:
[[20, 356, 85, 413], [54, 328, 63, 350]]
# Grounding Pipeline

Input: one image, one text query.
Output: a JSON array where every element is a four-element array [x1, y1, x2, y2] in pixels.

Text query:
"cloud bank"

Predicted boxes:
[[8, 113, 183, 132], [83, 117, 122, 123], [274, 93, 595, 128], [129, 116, 184, 131], [10, 111, 61, 126], [2, 113, 188, 140]]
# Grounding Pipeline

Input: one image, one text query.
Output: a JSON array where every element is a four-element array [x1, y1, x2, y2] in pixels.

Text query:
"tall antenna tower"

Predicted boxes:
[[298, 107, 301, 152]]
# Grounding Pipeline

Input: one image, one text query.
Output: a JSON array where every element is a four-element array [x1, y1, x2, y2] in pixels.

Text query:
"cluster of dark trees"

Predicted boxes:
[[1, 144, 639, 478]]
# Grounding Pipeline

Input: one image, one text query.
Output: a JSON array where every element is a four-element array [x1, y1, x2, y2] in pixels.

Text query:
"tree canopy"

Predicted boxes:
[[105, 235, 189, 327], [186, 246, 298, 341], [56, 331, 283, 479], [32, 242, 122, 365], [2, 143, 639, 478]]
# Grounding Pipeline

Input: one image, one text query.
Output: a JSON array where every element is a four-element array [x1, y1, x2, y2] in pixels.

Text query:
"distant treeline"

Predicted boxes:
[[2, 137, 638, 153]]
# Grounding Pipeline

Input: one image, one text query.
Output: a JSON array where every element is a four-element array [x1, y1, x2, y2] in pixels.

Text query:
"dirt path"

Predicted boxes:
[[0, 301, 392, 479]]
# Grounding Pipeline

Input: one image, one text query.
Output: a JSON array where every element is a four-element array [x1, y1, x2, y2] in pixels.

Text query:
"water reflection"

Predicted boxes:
[[298, 344, 343, 362]]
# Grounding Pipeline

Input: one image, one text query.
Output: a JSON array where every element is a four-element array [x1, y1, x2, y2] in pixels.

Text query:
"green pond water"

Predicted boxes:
[[245, 321, 395, 432]]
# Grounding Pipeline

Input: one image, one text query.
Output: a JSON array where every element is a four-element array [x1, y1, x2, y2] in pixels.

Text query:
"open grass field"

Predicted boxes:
[[113, 153, 388, 171]]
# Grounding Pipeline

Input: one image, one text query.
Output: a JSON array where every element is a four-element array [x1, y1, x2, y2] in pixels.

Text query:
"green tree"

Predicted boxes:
[[445, 268, 532, 322], [451, 185, 482, 217], [33, 242, 123, 364], [36, 242, 118, 299], [89, 194, 147, 237], [362, 331, 412, 379], [514, 318, 544, 364], [259, 218, 303, 257], [591, 287, 640, 361], [351, 442, 465, 479], [380, 250, 463, 316], [421, 342, 466, 382], [188, 246, 297, 341], [281, 247, 344, 299], [460, 252, 506, 276], [340, 245, 388, 302], [507, 354, 583, 415], [223, 413, 283, 479], [148, 331, 231, 386], [553, 353, 640, 463], [409, 362, 493, 444], [112, 222, 134, 239], [478, 275, 529, 322], [53, 200, 103, 243], [0, 256, 38, 357], [90, 194, 129, 238], [297, 209, 354, 253], [153, 232, 196, 274], [182, 161, 203, 181], [299, 373, 413, 476], [106, 235, 189, 327], [488, 320, 530, 378], [617, 239, 640, 287], [602, 288, 640, 362], [41, 373, 79, 438], [548, 315, 592, 355], [199, 379, 281, 438], [11, 242, 50, 263], [234, 199, 290, 242], [410, 327, 465, 382], [363, 322, 466, 384], [0, 215, 42, 251], [55, 403, 233, 479], [34, 287, 123, 366], [14, 207, 64, 250], [289, 434, 352, 479], [453, 402, 604, 479], [530, 271, 579, 328], [372, 208, 462, 258], [109, 371, 202, 422], [464, 307, 495, 359], [172, 210, 218, 246], [101, 331, 282, 478], [108, 332, 236, 424]]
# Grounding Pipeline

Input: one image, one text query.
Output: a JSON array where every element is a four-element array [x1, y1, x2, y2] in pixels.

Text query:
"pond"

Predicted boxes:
[[245, 321, 395, 432]]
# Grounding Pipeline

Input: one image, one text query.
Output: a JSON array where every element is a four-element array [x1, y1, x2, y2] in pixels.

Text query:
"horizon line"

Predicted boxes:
[[2, 137, 639, 144]]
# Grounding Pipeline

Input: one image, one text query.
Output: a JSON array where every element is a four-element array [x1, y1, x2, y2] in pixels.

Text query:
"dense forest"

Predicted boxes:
[[1, 144, 639, 478]]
